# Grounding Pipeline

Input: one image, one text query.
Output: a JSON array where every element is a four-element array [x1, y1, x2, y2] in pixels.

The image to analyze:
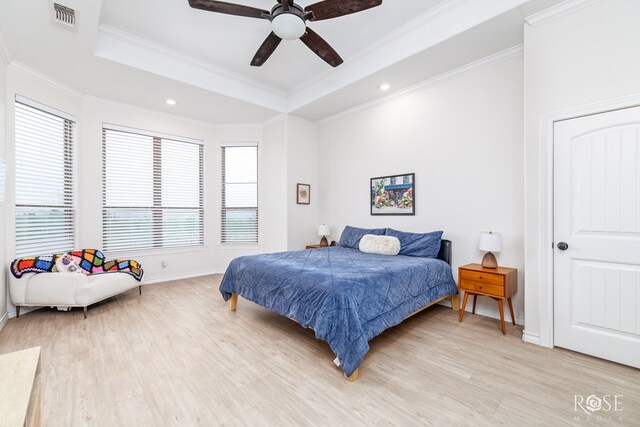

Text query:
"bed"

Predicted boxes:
[[219, 240, 459, 381]]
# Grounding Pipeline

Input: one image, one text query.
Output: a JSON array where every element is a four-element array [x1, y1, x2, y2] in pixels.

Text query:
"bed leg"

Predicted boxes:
[[451, 294, 460, 311], [344, 368, 360, 382], [230, 293, 238, 311]]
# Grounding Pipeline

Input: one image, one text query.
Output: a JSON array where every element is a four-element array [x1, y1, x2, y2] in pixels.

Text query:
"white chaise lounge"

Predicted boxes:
[[10, 272, 142, 319]]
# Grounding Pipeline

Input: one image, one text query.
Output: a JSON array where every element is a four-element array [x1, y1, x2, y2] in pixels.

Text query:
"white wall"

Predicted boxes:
[[317, 55, 525, 323], [286, 115, 319, 250], [524, 0, 640, 340], [261, 115, 289, 253], [259, 114, 320, 252], [3, 64, 292, 316], [0, 46, 7, 327]]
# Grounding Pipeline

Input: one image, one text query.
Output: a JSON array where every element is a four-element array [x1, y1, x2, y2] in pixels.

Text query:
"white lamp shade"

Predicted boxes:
[[318, 224, 330, 237], [479, 232, 502, 252]]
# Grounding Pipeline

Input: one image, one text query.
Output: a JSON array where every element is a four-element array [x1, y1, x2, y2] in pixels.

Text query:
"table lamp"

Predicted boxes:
[[318, 224, 330, 247], [479, 231, 502, 269]]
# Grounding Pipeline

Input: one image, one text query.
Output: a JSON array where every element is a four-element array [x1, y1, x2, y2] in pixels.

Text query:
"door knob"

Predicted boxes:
[[557, 242, 569, 251]]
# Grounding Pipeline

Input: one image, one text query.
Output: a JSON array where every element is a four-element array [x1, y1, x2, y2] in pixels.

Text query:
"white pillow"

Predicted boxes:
[[359, 234, 401, 256], [55, 254, 83, 274]]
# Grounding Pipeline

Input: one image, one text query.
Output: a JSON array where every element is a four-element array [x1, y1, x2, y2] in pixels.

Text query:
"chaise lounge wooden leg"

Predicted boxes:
[[230, 293, 238, 311], [83, 306, 87, 319], [16, 306, 20, 318], [344, 367, 360, 382]]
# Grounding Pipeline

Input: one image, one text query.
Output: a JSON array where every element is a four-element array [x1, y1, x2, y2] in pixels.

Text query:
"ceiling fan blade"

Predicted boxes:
[[188, 0, 269, 19], [305, 0, 382, 21], [300, 28, 343, 67], [251, 32, 282, 67]]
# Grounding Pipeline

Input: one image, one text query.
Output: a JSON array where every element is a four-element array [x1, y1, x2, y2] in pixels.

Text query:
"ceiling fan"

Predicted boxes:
[[188, 0, 383, 67]]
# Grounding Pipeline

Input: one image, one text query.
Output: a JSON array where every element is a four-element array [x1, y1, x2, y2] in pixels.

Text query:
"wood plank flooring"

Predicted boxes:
[[0, 275, 638, 426]]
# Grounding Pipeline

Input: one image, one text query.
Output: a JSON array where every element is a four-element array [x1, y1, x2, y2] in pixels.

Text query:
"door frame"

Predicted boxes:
[[537, 93, 640, 348]]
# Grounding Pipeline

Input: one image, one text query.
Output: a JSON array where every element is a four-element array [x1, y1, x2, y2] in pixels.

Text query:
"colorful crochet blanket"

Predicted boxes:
[[11, 249, 143, 281]]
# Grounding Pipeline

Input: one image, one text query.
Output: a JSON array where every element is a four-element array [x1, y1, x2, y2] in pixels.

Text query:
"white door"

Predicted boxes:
[[554, 106, 640, 368]]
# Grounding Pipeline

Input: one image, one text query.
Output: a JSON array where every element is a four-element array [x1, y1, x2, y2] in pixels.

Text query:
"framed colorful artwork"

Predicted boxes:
[[370, 173, 415, 216]]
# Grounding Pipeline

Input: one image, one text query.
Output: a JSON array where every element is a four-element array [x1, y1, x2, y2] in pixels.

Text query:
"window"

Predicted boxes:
[[15, 97, 75, 257], [221, 144, 258, 244], [102, 125, 204, 252]]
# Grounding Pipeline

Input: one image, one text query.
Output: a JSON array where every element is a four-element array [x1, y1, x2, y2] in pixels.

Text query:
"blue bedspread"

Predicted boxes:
[[219, 246, 458, 376]]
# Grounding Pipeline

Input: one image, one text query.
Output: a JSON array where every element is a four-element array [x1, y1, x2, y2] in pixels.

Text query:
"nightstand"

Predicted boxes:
[[305, 244, 324, 249], [458, 263, 517, 335]]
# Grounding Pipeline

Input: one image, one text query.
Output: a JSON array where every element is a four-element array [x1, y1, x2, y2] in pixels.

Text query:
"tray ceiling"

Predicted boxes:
[[0, 0, 566, 123]]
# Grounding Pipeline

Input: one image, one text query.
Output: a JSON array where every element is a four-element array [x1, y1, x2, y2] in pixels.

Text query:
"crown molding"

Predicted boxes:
[[525, 0, 599, 27], [83, 95, 265, 129], [10, 61, 272, 128], [98, 25, 285, 97], [261, 113, 287, 127], [317, 44, 523, 125], [287, 0, 469, 96], [0, 31, 12, 65], [96, 25, 287, 112], [287, 0, 529, 112], [10, 62, 84, 98], [93, 0, 528, 115]]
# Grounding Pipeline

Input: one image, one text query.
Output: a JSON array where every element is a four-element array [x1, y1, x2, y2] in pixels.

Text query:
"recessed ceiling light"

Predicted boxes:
[[379, 83, 391, 91], [166, 99, 177, 106]]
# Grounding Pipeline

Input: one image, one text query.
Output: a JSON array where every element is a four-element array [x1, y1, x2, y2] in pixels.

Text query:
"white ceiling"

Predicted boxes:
[[100, 0, 447, 93], [0, 0, 566, 124]]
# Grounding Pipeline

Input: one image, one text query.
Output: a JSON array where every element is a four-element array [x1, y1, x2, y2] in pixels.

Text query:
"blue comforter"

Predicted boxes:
[[219, 246, 458, 376]]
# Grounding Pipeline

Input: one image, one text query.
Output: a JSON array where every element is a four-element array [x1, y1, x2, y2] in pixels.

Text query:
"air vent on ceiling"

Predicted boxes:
[[51, 2, 76, 29]]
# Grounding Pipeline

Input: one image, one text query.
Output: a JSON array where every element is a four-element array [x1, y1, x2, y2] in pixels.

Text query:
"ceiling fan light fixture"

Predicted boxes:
[[272, 13, 306, 40]]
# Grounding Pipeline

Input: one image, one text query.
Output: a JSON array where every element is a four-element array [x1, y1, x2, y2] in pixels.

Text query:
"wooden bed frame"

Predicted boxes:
[[228, 292, 459, 381]]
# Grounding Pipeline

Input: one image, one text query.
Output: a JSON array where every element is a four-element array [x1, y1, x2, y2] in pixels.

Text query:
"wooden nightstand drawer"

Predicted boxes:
[[459, 279, 504, 297], [459, 269, 504, 286]]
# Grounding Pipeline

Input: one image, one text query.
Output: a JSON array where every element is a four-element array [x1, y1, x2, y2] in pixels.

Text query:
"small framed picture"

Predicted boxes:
[[297, 183, 311, 205]]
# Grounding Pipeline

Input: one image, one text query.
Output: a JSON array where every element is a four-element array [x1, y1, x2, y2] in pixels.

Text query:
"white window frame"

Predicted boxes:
[[220, 142, 259, 246], [14, 95, 77, 257], [102, 123, 205, 255]]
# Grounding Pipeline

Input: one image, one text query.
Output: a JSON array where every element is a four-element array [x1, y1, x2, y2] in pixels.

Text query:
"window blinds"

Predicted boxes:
[[221, 144, 258, 244], [15, 99, 75, 257], [102, 126, 204, 253]]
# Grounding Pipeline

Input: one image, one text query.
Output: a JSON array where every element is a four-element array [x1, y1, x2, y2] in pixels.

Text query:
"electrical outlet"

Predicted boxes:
[[161, 260, 168, 268]]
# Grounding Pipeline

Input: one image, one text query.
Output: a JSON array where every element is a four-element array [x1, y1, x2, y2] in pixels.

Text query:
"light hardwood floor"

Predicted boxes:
[[0, 275, 638, 426]]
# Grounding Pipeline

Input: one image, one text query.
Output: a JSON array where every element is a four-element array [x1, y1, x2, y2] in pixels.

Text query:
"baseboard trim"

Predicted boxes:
[[7, 306, 41, 319], [439, 299, 524, 326], [0, 312, 8, 332], [143, 269, 225, 285], [4, 271, 224, 319], [522, 330, 542, 346]]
